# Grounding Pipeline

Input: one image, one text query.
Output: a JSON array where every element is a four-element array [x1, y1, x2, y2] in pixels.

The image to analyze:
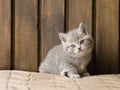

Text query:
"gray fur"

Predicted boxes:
[[39, 23, 94, 78]]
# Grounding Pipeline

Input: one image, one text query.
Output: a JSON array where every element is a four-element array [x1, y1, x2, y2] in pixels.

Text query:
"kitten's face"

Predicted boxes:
[[59, 23, 94, 57]]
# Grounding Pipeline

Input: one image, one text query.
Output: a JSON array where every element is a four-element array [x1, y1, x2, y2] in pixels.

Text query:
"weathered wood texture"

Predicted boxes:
[[96, 0, 119, 74], [0, 0, 11, 69], [15, 0, 38, 71], [67, 0, 92, 34], [40, 0, 64, 61]]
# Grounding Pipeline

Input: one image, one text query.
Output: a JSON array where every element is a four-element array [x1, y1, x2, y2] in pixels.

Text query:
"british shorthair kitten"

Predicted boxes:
[[39, 23, 94, 78]]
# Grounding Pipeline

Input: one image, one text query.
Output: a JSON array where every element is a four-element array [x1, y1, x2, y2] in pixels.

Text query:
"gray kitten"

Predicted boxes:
[[39, 23, 94, 78]]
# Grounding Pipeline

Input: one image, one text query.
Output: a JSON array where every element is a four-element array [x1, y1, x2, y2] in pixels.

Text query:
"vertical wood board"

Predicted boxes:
[[15, 0, 38, 71], [0, 0, 11, 69], [40, 0, 64, 61], [67, 0, 92, 34], [96, 0, 119, 74]]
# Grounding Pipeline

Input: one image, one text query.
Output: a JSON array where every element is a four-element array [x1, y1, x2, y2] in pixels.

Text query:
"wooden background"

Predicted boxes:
[[0, 0, 119, 75]]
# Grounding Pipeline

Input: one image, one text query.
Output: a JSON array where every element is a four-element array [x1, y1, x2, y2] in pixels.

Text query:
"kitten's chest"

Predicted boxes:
[[69, 57, 90, 69], [68, 57, 82, 66]]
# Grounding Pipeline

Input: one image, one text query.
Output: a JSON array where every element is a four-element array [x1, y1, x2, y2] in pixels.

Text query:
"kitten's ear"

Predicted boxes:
[[59, 33, 67, 43], [78, 23, 88, 34]]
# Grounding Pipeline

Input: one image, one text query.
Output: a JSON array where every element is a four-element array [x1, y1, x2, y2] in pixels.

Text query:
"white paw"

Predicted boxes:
[[69, 74, 80, 79], [60, 70, 67, 76]]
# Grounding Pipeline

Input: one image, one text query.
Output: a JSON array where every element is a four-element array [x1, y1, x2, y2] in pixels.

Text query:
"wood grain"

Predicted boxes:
[[66, 0, 92, 34], [40, 0, 64, 61], [96, 0, 119, 74], [15, 0, 38, 71], [0, 0, 11, 69]]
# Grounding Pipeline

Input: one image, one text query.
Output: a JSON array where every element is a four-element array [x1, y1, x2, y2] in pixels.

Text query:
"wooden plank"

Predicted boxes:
[[40, 0, 64, 61], [15, 0, 38, 71], [67, 0, 92, 34], [96, 0, 119, 74], [0, 0, 11, 69], [66, 0, 93, 73]]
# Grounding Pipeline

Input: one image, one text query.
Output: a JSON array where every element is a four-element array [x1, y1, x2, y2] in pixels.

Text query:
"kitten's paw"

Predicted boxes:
[[60, 70, 67, 76], [69, 74, 80, 79]]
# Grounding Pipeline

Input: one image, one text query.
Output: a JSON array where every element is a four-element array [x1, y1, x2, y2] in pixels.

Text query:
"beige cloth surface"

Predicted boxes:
[[0, 70, 120, 90]]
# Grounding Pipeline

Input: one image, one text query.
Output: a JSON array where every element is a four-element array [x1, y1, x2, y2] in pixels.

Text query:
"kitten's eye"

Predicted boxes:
[[80, 40, 84, 44], [71, 44, 76, 48]]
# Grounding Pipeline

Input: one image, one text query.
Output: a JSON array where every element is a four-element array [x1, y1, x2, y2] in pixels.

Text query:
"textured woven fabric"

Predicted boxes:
[[0, 70, 120, 90]]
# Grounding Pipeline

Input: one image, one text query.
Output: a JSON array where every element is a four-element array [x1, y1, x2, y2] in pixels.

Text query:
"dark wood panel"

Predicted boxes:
[[15, 0, 38, 71], [40, 0, 64, 61], [0, 0, 11, 69], [66, 0, 92, 34], [96, 0, 119, 74]]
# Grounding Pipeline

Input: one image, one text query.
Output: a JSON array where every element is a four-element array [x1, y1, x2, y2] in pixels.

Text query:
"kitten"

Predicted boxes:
[[39, 23, 94, 78]]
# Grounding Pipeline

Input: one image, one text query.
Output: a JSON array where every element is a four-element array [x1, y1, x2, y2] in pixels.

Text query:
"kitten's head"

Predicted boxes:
[[59, 23, 94, 57]]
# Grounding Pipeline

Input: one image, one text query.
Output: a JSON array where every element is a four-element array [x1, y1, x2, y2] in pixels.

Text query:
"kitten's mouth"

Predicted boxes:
[[79, 50, 84, 52], [78, 47, 83, 52]]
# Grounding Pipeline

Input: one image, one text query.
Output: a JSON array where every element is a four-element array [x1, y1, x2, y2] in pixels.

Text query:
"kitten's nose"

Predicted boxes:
[[78, 47, 81, 51]]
